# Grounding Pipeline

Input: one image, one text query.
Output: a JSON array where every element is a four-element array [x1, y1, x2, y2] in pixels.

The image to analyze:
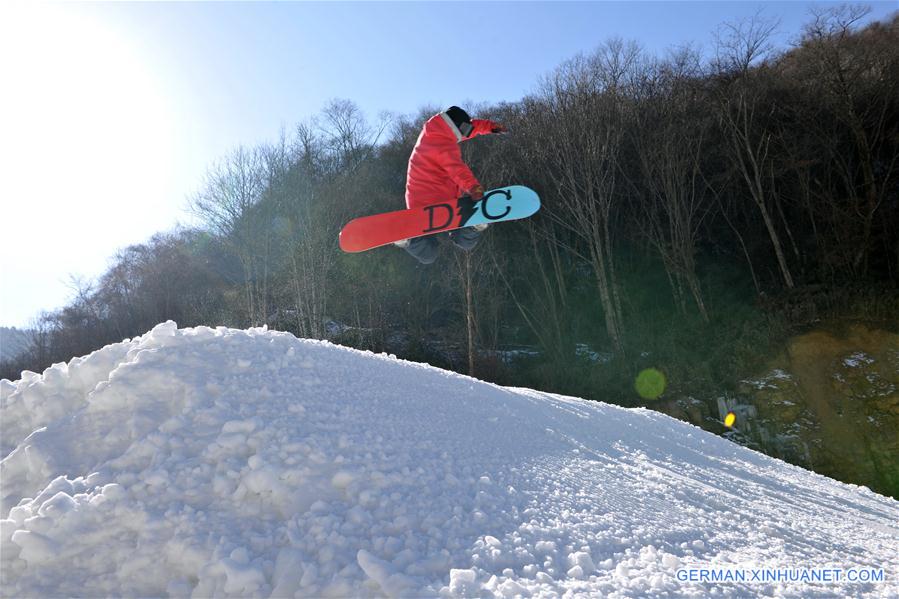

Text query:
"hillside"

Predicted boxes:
[[0, 327, 33, 362], [1, 322, 897, 597]]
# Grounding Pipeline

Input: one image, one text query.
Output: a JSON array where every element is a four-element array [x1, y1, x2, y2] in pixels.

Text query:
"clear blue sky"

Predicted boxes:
[[81, 0, 898, 144], [1, 1, 895, 328]]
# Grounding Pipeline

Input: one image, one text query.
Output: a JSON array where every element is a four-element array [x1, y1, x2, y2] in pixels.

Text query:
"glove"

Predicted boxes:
[[468, 184, 485, 201], [491, 123, 508, 134]]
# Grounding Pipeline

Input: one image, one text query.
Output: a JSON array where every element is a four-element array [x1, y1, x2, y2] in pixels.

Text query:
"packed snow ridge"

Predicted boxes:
[[1, 322, 897, 598]]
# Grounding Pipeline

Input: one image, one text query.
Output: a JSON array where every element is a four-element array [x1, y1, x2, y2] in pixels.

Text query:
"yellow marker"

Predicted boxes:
[[724, 412, 736, 428]]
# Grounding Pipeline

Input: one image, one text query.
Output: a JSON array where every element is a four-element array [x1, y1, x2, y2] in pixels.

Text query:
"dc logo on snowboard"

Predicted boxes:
[[423, 189, 514, 233]]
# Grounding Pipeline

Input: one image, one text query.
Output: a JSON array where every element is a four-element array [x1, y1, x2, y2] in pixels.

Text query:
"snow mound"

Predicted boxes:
[[1, 322, 897, 598]]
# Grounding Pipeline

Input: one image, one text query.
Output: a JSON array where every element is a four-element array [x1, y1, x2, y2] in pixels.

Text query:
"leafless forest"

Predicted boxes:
[[5, 9, 897, 408]]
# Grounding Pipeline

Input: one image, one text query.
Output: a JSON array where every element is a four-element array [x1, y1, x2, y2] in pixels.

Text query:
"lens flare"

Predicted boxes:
[[635, 368, 666, 400]]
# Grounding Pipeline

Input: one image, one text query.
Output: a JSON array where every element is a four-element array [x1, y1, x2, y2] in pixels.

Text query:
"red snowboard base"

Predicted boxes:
[[339, 186, 540, 253]]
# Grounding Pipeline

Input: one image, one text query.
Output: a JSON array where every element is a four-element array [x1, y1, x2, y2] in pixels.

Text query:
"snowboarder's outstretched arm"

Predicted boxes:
[[468, 119, 508, 139]]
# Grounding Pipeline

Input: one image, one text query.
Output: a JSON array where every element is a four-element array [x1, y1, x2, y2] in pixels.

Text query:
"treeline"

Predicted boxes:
[[5, 9, 898, 407]]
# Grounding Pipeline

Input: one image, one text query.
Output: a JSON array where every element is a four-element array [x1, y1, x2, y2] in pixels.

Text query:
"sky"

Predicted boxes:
[[1, 1, 895, 329]]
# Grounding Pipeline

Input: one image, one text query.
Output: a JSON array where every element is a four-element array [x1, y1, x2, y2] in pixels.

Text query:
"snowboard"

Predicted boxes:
[[339, 185, 540, 253]]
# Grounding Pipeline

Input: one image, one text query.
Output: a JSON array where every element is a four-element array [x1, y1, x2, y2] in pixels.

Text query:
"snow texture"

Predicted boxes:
[[1, 322, 897, 598]]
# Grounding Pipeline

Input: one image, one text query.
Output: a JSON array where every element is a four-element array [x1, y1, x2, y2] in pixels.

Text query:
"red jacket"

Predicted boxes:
[[405, 113, 500, 209]]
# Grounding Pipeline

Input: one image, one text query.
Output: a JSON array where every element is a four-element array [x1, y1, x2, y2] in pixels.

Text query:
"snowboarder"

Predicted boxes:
[[396, 106, 508, 264]]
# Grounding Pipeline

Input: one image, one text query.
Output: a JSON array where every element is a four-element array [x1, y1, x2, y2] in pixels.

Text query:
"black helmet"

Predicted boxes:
[[443, 106, 473, 139]]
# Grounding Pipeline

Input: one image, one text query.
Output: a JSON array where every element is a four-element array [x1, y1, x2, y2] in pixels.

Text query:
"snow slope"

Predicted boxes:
[[1, 322, 897, 598]]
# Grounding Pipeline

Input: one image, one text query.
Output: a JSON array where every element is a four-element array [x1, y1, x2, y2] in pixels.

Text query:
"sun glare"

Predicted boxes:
[[1, 3, 177, 323]]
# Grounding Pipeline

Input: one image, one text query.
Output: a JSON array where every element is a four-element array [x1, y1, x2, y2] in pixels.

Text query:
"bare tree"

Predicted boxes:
[[790, 6, 898, 275], [278, 101, 388, 339], [713, 10, 780, 75], [191, 146, 272, 325], [493, 219, 572, 365], [630, 49, 713, 320], [526, 40, 642, 352], [315, 99, 390, 175], [714, 14, 796, 289]]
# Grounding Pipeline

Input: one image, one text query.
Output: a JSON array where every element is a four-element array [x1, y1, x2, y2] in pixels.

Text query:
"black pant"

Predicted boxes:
[[403, 227, 482, 264]]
